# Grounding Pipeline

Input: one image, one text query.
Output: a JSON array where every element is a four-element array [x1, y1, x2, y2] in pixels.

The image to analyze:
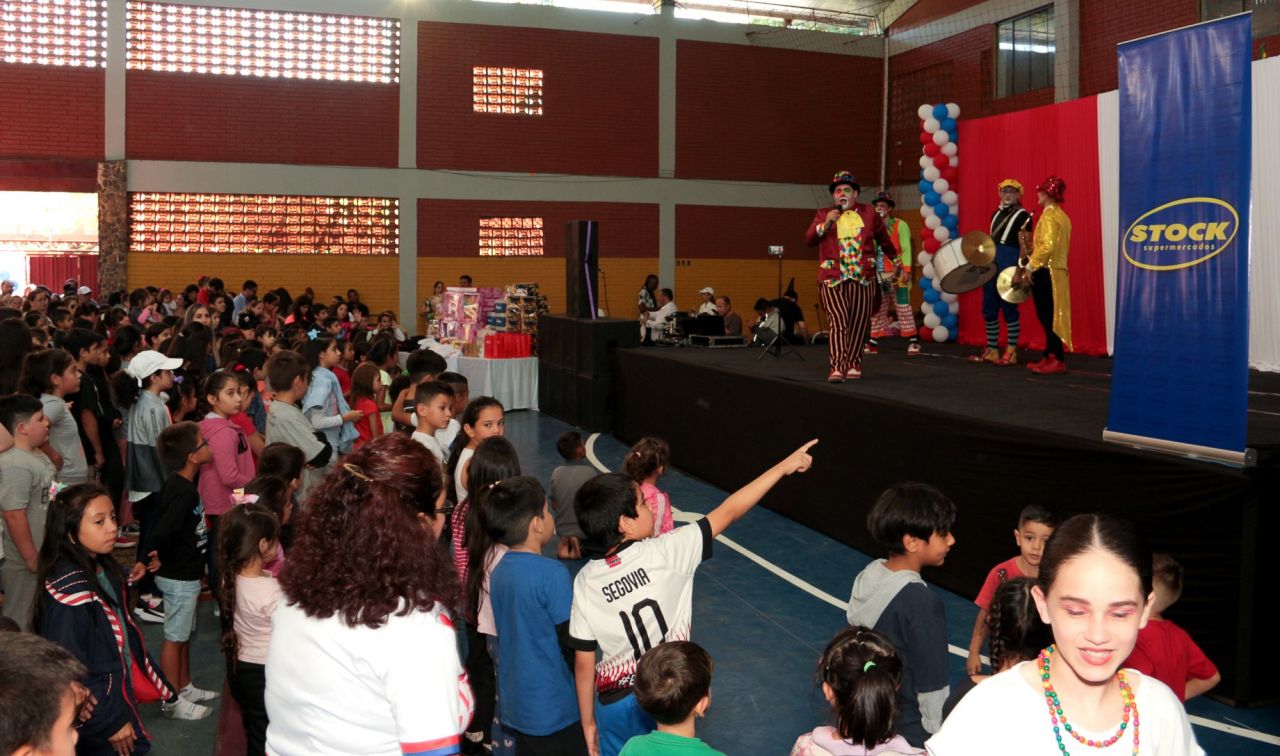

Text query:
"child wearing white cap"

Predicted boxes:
[[120, 350, 183, 557], [693, 287, 718, 316]]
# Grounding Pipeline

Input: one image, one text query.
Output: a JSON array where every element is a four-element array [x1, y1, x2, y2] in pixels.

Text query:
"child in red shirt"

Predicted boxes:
[[348, 362, 383, 449], [965, 504, 1056, 675], [1124, 553, 1220, 701]]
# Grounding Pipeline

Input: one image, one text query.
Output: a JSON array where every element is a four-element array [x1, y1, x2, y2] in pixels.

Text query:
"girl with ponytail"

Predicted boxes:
[[791, 626, 922, 755]]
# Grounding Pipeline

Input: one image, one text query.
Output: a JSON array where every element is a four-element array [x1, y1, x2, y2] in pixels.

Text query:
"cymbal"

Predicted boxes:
[[996, 266, 1031, 304], [960, 231, 997, 266]]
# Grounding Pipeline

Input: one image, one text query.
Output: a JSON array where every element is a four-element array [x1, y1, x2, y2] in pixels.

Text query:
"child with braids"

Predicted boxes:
[[217, 503, 282, 756], [623, 437, 674, 536], [791, 627, 923, 755], [943, 577, 1051, 719]]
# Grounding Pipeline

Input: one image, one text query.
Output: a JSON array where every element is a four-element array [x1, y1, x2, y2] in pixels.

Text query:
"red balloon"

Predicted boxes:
[[924, 143, 940, 157], [920, 132, 933, 145], [933, 154, 949, 169], [923, 238, 941, 253], [920, 326, 935, 342], [942, 167, 958, 182]]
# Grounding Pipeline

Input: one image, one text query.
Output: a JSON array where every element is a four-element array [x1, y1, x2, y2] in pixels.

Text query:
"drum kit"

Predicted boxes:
[[930, 231, 1031, 303]]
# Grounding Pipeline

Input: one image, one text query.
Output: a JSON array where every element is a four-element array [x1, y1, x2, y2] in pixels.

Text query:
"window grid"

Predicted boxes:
[[473, 66, 543, 115], [996, 6, 1054, 99], [1, 0, 106, 68], [479, 217, 544, 256], [130, 192, 399, 256], [126, 2, 399, 83]]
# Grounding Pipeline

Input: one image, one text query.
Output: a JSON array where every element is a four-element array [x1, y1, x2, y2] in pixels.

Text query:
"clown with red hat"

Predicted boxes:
[[1015, 175, 1073, 374]]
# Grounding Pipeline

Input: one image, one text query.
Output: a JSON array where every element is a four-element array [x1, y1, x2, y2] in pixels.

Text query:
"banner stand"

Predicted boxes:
[[1102, 430, 1256, 468]]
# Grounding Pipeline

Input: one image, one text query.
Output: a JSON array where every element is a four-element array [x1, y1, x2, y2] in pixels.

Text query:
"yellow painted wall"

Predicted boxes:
[[415, 256, 660, 331], [674, 258, 824, 327], [127, 254, 402, 316]]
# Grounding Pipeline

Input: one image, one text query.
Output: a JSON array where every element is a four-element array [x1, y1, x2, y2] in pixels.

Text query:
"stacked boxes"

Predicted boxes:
[[436, 286, 503, 355]]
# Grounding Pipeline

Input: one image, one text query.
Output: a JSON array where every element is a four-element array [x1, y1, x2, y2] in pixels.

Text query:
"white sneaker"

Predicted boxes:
[[161, 698, 211, 720], [180, 683, 219, 702]]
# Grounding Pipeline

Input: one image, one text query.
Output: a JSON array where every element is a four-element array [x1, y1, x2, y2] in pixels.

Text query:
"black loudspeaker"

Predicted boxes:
[[539, 315, 639, 432], [565, 220, 600, 318]]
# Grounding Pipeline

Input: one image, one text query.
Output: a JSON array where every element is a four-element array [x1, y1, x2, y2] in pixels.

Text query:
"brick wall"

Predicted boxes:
[[890, 0, 988, 32], [0, 64, 103, 160], [126, 71, 398, 166], [1078, 0, 1200, 96], [676, 41, 882, 184], [418, 199, 658, 260], [417, 22, 658, 176], [127, 254, 401, 316], [886, 25, 1053, 184]]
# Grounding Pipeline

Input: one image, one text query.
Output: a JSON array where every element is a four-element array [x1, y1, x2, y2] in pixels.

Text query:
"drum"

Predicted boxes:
[[932, 238, 998, 294]]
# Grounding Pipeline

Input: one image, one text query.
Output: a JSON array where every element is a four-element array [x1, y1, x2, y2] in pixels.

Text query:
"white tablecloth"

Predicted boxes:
[[456, 356, 539, 411]]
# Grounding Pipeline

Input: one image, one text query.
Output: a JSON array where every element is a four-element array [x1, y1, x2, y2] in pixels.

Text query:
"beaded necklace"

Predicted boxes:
[[1039, 645, 1140, 754]]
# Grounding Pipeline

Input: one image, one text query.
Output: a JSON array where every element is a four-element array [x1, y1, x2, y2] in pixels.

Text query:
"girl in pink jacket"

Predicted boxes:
[[198, 371, 256, 598]]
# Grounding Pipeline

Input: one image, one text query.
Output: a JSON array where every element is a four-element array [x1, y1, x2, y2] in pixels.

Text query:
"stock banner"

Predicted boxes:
[[1108, 14, 1252, 458]]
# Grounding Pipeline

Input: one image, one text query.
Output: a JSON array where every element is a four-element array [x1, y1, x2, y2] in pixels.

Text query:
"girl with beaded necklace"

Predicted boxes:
[[926, 514, 1202, 755]]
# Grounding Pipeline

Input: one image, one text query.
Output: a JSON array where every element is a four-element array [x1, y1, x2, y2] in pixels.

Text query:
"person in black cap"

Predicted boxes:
[[804, 172, 903, 382], [868, 192, 920, 355]]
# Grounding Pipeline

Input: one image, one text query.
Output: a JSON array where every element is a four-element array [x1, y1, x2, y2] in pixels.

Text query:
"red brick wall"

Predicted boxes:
[[886, 25, 1053, 184], [0, 64, 103, 160], [676, 41, 882, 184], [417, 22, 659, 177], [126, 71, 398, 166], [675, 205, 817, 260], [417, 199, 658, 258], [1078, 0, 1200, 96]]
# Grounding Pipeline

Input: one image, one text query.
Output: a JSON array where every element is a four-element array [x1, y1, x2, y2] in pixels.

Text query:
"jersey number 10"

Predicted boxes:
[[619, 598, 669, 660]]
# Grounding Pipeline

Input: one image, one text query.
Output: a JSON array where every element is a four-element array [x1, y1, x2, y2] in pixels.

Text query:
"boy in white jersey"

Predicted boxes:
[[569, 440, 817, 756]]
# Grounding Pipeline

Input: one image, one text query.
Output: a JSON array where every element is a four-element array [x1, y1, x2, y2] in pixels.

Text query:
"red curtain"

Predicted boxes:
[[26, 255, 99, 294], [955, 96, 1108, 356]]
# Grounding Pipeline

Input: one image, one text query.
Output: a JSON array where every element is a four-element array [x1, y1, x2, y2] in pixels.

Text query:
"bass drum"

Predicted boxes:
[[932, 238, 998, 294]]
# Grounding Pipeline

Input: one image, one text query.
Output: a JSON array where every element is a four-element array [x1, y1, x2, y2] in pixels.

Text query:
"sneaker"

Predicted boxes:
[[863, 341, 879, 355], [826, 371, 845, 383], [113, 533, 137, 549], [907, 341, 922, 355], [845, 366, 863, 380], [162, 698, 212, 720], [133, 604, 164, 624], [140, 595, 163, 611], [180, 684, 219, 703]]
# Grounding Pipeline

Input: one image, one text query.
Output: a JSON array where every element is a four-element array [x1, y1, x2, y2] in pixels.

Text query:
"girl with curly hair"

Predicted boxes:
[[264, 433, 472, 756]]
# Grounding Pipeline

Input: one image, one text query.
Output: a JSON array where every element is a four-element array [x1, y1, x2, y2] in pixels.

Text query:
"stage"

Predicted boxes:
[[610, 341, 1278, 705]]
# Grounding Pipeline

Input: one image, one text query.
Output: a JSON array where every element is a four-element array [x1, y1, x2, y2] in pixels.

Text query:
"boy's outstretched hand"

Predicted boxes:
[[780, 439, 818, 475]]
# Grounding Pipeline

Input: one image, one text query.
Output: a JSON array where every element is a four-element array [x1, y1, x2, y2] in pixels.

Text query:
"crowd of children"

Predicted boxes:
[[0, 278, 1217, 756]]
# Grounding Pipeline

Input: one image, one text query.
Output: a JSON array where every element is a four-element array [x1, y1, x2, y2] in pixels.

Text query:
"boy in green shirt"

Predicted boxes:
[[619, 642, 725, 756]]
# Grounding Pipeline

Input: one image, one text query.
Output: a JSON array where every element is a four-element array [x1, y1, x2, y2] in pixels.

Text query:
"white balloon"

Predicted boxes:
[[917, 103, 934, 120], [919, 155, 931, 169], [917, 251, 933, 265], [923, 312, 941, 329], [923, 118, 940, 134], [923, 165, 941, 182], [920, 203, 935, 218], [949, 155, 959, 167], [933, 179, 949, 194], [947, 103, 960, 119], [922, 262, 935, 279], [941, 142, 958, 157], [934, 227, 951, 242], [948, 300, 960, 315], [924, 214, 941, 230], [933, 325, 950, 342], [933, 130, 950, 146], [940, 291, 958, 303], [942, 190, 959, 206]]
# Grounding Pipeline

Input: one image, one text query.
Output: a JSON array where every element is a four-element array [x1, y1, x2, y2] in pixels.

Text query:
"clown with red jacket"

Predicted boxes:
[[805, 172, 905, 382], [868, 191, 920, 355]]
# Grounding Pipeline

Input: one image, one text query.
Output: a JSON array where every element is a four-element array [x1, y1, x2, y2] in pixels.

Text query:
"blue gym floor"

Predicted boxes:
[[141, 411, 1280, 754]]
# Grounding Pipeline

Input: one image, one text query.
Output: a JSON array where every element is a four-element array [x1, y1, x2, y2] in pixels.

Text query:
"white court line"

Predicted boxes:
[[583, 434, 1280, 746]]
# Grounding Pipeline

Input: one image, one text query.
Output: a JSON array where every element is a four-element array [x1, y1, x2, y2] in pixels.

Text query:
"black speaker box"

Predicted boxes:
[[565, 220, 600, 318]]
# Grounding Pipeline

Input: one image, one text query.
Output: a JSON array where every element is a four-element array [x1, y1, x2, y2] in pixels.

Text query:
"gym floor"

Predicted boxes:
[[141, 411, 1280, 754]]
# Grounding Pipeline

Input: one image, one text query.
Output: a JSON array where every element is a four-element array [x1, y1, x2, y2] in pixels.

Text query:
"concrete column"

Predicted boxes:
[[658, 1, 677, 288], [1054, 0, 1080, 102], [97, 161, 128, 294], [398, 194, 419, 329], [104, 0, 126, 160]]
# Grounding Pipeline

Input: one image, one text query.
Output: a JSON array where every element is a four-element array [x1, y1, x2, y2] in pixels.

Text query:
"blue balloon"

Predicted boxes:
[[934, 204, 949, 219], [943, 313, 958, 329], [923, 288, 941, 304], [919, 276, 933, 291], [941, 118, 957, 134], [943, 215, 959, 229], [918, 179, 932, 194], [932, 104, 948, 120], [933, 301, 950, 317], [924, 191, 940, 206]]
